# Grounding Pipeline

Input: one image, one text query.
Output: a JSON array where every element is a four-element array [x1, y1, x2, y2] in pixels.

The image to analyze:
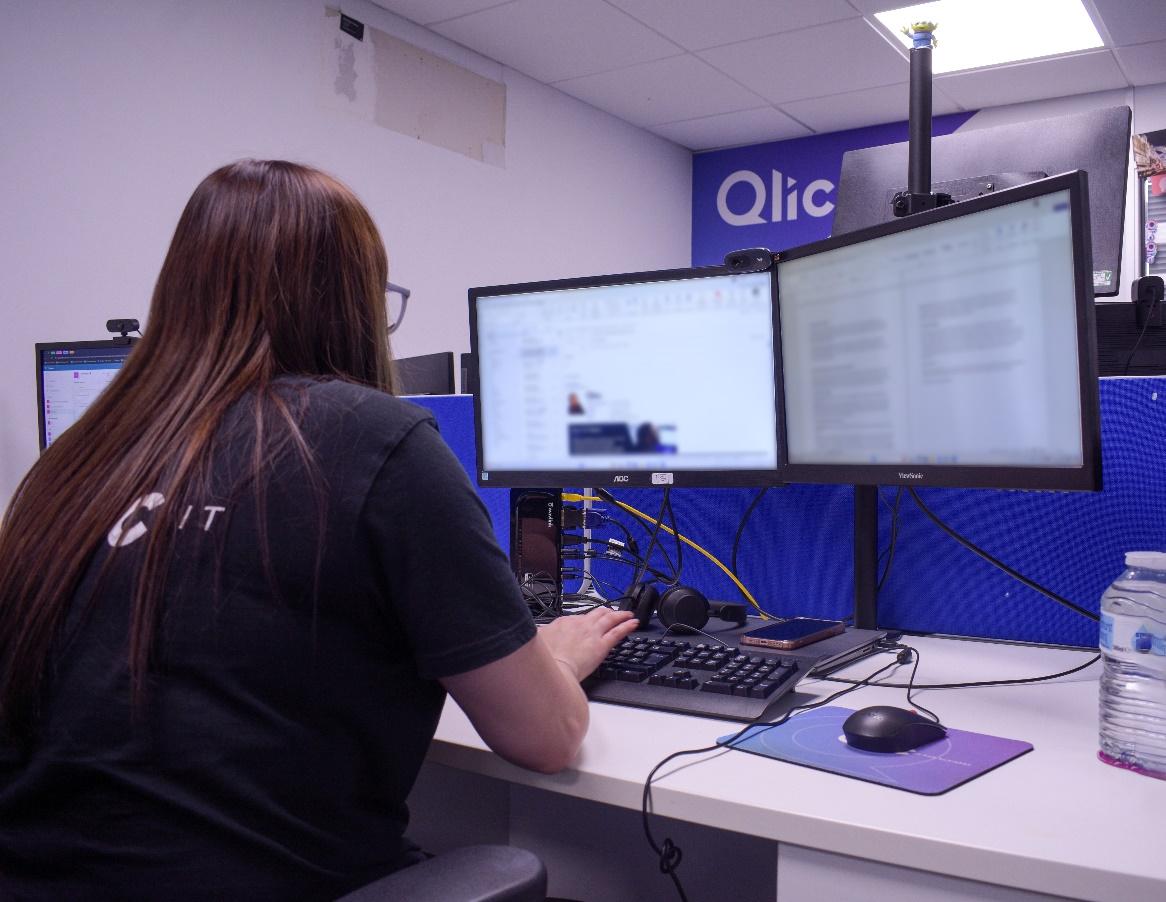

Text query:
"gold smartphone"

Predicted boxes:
[[739, 618, 845, 650]]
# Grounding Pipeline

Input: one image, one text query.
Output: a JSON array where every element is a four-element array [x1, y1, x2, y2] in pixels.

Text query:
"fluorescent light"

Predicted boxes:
[[873, 0, 1104, 74]]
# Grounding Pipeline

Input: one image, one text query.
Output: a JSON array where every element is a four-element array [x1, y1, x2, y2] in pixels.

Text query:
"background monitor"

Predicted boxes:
[[396, 351, 456, 395], [35, 338, 136, 450], [832, 106, 1131, 296], [469, 266, 782, 488], [775, 171, 1100, 492]]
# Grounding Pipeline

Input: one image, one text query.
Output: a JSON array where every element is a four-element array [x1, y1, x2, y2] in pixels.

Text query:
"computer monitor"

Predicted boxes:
[[469, 266, 782, 488], [832, 106, 1131, 296], [396, 351, 456, 395], [35, 338, 137, 450], [775, 171, 1101, 492]]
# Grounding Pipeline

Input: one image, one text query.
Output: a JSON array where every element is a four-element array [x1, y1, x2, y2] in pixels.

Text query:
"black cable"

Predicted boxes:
[[642, 654, 902, 902], [819, 650, 1100, 690], [906, 488, 1099, 623], [877, 488, 903, 591], [662, 489, 683, 586], [730, 487, 768, 579], [627, 488, 671, 593], [893, 644, 940, 723], [1122, 294, 1160, 376], [597, 488, 679, 586], [595, 513, 640, 557], [561, 551, 675, 584]]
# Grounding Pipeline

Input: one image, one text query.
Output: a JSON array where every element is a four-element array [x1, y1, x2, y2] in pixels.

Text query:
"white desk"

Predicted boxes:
[[412, 636, 1166, 901]]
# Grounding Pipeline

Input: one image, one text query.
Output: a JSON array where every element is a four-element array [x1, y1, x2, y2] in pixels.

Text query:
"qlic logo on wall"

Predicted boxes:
[[716, 169, 835, 226], [691, 113, 974, 267]]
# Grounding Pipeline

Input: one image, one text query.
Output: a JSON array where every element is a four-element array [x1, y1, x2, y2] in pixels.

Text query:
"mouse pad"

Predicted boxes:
[[717, 706, 1033, 795]]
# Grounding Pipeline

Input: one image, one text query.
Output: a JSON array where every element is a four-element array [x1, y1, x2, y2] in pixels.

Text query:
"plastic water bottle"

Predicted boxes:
[[1098, 551, 1166, 778]]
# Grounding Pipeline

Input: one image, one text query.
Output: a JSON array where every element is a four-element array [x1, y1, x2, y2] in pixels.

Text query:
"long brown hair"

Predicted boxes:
[[0, 160, 394, 737]]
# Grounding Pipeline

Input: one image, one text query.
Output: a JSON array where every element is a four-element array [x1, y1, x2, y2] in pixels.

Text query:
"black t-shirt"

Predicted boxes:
[[0, 378, 536, 901]]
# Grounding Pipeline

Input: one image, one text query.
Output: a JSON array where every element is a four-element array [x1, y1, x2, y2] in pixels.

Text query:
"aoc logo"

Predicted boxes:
[[716, 169, 835, 227], [612, 475, 630, 483]]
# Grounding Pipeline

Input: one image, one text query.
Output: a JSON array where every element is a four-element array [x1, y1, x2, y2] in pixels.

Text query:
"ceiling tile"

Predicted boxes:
[[555, 55, 770, 127], [650, 107, 812, 150], [844, 0, 920, 12], [936, 50, 1129, 109], [1090, 0, 1166, 47], [605, 0, 857, 51], [698, 18, 908, 104], [1115, 40, 1166, 87], [432, 0, 681, 83], [369, 1, 515, 26], [779, 81, 964, 133]]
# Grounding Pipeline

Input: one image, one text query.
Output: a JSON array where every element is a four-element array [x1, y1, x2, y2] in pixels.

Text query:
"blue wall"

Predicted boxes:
[[691, 113, 975, 265], [413, 383, 1166, 650]]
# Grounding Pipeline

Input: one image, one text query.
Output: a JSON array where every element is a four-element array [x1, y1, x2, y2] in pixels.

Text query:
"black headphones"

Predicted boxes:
[[618, 582, 747, 633]]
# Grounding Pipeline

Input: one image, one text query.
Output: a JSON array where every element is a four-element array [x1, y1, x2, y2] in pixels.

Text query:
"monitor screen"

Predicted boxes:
[[469, 267, 782, 488], [775, 171, 1101, 491], [832, 106, 1131, 296], [35, 339, 136, 450]]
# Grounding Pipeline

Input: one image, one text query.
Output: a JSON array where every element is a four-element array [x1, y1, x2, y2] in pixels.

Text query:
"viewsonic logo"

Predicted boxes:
[[898, 472, 925, 480], [717, 169, 835, 227]]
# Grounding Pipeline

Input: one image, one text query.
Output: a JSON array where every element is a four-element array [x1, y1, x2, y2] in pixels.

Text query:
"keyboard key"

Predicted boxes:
[[701, 679, 733, 694]]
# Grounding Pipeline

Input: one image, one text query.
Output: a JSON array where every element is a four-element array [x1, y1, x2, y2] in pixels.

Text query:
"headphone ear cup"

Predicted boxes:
[[657, 585, 709, 632], [619, 582, 658, 630]]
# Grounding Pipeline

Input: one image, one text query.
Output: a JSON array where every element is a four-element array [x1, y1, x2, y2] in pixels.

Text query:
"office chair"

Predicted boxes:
[[335, 844, 546, 902]]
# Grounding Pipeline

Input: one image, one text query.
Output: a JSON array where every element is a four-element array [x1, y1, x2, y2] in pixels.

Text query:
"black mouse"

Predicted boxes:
[[842, 705, 947, 753]]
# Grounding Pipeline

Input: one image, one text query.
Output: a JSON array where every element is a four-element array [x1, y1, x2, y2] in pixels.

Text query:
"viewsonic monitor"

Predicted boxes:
[[36, 338, 137, 450], [469, 266, 781, 488], [833, 106, 1131, 296], [775, 171, 1101, 492]]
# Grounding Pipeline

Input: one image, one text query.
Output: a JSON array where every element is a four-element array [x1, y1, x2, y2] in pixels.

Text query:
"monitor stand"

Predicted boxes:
[[853, 485, 879, 629]]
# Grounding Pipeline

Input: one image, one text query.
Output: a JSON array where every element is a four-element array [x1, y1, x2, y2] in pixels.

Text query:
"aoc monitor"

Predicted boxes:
[[832, 105, 1131, 296], [35, 338, 137, 450], [775, 171, 1101, 492], [469, 266, 782, 488]]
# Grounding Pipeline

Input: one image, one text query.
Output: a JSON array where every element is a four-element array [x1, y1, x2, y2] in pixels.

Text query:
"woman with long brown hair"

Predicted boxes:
[[0, 160, 636, 900]]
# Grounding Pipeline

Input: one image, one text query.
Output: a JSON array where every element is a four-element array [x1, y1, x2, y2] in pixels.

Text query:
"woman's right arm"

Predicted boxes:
[[440, 607, 637, 773]]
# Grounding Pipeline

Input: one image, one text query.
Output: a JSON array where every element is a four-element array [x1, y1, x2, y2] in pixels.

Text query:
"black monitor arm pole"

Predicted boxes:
[[854, 23, 949, 629]]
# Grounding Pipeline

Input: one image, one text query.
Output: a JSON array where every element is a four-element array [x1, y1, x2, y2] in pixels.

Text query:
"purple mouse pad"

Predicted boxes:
[[717, 706, 1033, 795]]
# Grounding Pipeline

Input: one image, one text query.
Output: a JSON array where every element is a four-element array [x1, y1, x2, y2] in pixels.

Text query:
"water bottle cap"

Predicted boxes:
[[1124, 551, 1166, 571]]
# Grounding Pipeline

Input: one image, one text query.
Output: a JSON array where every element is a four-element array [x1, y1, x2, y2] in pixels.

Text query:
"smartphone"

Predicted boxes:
[[739, 618, 845, 650]]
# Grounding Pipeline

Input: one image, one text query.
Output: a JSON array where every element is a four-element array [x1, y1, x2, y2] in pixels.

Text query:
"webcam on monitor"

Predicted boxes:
[[106, 318, 139, 337], [723, 247, 773, 273]]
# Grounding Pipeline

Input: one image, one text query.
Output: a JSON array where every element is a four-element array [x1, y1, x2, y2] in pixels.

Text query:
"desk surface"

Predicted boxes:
[[431, 634, 1166, 901]]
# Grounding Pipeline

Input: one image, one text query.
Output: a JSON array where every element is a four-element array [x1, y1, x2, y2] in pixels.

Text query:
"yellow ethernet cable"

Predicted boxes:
[[561, 492, 770, 619]]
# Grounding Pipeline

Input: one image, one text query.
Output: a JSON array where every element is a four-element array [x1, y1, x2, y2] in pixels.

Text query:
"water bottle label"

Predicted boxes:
[[1100, 610, 1166, 672]]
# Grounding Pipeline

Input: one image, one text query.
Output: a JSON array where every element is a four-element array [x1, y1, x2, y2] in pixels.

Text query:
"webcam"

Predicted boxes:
[[723, 247, 773, 273], [106, 318, 139, 337]]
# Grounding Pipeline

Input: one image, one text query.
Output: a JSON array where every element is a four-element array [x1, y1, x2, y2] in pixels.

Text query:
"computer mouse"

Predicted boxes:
[[842, 705, 947, 753]]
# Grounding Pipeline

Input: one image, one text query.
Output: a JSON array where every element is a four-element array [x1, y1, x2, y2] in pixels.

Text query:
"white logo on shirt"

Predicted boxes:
[[107, 493, 228, 548]]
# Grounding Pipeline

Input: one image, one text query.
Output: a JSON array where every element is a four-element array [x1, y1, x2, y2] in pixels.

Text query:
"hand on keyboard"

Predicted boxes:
[[540, 606, 639, 682]]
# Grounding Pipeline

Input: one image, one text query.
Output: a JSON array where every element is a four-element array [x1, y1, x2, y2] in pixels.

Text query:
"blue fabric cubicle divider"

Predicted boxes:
[[407, 381, 1166, 648], [406, 395, 511, 555]]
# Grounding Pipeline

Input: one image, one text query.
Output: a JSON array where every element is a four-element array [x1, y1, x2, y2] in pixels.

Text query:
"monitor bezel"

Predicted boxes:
[[35, 337, 137, 452], [774, 171, 1102, 492], [468, 264, 784, 489]]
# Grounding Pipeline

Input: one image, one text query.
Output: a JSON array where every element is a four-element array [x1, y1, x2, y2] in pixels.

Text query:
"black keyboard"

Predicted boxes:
[[584, 634, 806, 721]]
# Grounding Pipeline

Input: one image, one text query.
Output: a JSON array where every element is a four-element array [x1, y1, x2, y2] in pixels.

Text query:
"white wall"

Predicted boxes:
[[0, 0, 692, 507]]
